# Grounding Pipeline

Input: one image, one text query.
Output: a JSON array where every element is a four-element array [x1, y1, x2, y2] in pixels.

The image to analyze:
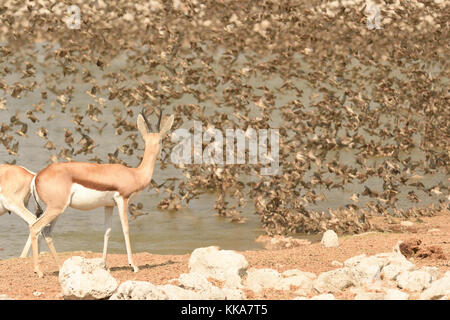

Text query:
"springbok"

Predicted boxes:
[[0, 164, 40, 257], [29, 109, 174, 277]]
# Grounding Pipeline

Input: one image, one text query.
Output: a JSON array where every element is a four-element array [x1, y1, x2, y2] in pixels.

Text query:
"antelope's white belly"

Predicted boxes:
[[69, 183, 117, 210], [0, 199, 6, 215], [0, 187, 7, 215]]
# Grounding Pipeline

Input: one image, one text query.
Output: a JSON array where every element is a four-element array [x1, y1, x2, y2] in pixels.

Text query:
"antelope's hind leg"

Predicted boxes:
[[20, 234, 33, 258], [41, 218, 60, 268], [30, 209, 61, 277]]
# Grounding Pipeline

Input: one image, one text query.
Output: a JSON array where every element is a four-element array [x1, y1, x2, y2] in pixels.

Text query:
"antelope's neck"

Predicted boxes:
[[135, 144, 160, 188]]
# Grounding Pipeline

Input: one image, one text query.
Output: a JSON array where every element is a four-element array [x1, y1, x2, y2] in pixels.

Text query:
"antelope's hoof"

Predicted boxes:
[[132, 265, 139, 273]]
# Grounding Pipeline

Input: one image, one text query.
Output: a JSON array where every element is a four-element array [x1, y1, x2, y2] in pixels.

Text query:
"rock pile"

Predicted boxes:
[[57, 245, 450, 300], [59, 256, 118, 300], [188, 246, 248, 289], [58, 246, 249, 300]]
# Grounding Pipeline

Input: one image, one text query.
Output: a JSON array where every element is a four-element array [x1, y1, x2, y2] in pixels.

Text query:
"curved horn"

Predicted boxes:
[[157, 108, 162, 132], [140, 108, 152, 132]]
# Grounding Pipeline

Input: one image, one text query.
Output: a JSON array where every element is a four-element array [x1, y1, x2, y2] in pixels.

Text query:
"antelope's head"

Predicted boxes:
[[137, 108, 174, 154]]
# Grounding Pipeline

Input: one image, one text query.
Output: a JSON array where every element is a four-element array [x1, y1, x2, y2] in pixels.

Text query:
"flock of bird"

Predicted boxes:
[[0, 0, 448, 235]]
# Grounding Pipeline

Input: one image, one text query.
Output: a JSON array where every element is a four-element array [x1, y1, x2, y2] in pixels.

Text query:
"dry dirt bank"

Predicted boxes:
[[0, 211, 448, 300]]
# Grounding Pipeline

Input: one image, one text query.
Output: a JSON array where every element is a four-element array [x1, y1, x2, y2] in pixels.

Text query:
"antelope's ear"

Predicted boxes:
[[160, 115, 175, 137], [137, 114, 149, 137]]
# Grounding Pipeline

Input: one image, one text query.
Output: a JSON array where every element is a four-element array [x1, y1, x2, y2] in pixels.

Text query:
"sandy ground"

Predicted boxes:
[[0, 211, 448, 300]]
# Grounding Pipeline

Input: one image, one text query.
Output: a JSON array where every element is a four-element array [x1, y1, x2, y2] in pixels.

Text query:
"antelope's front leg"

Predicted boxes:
[[102, 206, 114, 267], [8, 202, 37, 258], [114, 194, 139, 272]]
